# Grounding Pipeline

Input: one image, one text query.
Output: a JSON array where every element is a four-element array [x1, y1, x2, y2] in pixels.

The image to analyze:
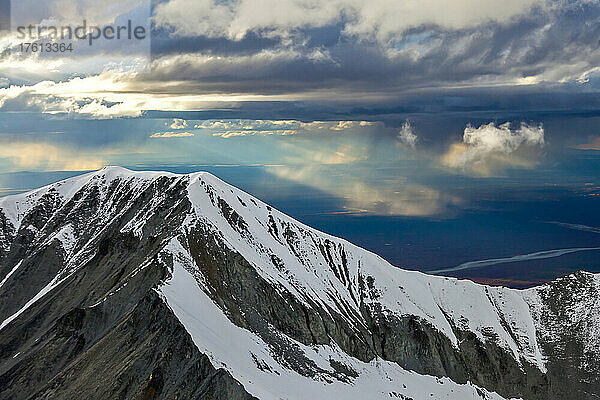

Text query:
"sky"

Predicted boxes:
[[1, 0, 600, 286]]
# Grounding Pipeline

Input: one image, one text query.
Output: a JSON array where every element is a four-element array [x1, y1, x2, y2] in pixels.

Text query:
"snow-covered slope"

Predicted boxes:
[[159, 246, 509, 400], [178, 170, 545, 366], [0, 167, 598, 400]]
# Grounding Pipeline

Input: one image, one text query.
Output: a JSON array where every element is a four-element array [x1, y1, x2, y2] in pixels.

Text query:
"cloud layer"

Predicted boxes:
[[3, 0, 600, 117], [153, 0, 543, 41], [150, 131, 195, 138]]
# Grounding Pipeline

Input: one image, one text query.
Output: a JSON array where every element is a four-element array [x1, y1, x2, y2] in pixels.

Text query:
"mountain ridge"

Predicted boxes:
[[0, 167, 598, 400]]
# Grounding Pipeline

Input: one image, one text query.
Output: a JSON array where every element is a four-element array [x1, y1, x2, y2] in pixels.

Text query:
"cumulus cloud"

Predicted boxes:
[[331, 121, 356, 131], [193, 119, 377, 137], [150, 131, 195, 138], [76, 100, 143, 118], [330, 121, 375, 131], [195, 121, 237, 129], [441, 122, 544, 175], [197, 120, 301, 137], [212, 131, 247, 138], [397, 121, 418, 149], [212, 129, 297, 138], [169, 118, 189, 129], [0, 69, 144, 118]]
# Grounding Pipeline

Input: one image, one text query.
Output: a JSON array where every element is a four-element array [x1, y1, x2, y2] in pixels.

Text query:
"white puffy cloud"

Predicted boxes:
[[76, 100, 143, 118], [212, 131, 247, 138], [169, 118, 189, 129], [441, 122, 544, 175], [0, 69, 145, 118], [193, 119, 377, 137], [213, 129, 297, 138], [330, 121, 375, 131], [150, 131, 195, 138], [397, 121, 417, 149]]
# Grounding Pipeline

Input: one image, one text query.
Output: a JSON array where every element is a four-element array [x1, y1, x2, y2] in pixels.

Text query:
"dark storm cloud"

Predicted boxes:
[[151, 29, 279, 57], [140, 1, 600, 97], [4, 0, 600, 129]]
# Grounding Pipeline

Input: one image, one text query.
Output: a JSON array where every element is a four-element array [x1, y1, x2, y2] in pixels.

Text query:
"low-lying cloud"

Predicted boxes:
[[442, 122, 544, 176], [169, 118, 189, 129], [397, 121, 417, 149], [196, 119, 379, 137], [272, 163, 460, 216], [0, 141, 104, 171], [150, 131, 195, 138]]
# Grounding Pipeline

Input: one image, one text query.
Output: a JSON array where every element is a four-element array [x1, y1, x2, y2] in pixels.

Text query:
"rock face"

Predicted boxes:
[[0, 167, 598, 400]]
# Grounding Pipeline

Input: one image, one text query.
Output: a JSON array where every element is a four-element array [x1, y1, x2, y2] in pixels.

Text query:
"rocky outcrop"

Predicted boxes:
[[525, 272, 600, 399], [181, 223, 549, 399]]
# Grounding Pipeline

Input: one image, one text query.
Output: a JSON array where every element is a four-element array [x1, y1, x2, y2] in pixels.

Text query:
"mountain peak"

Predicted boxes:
[[1, 169, 599, 399]]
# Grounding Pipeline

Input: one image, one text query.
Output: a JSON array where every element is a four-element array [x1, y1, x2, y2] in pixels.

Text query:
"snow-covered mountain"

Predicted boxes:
[[0, 167, 598, 400]]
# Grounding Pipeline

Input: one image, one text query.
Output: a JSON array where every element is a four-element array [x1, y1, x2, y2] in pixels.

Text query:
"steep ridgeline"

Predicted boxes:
[[0, 167, 598, 400]]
